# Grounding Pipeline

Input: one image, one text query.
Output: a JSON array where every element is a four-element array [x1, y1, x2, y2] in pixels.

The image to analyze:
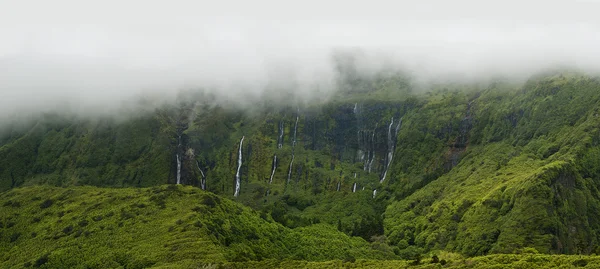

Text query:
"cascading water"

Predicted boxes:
[[380, 117, 402, 183], [293, 109, 299, 147], [196, 160, 206, 190], [373, 189, 377, 198], [234, 136, 245, 197], [380, 117, 395, 182], [287, 155, 294, 183], [352, 182, 357, 193], [277, 121, 284, 149], [368, 151, 375, 173], [355, 103, 366, 164], [337, 181, 341, 192], [395, 117, 403, 136], [287, 109, 300, 184], [269, 155, 277, 184], [176, 154, 181, 185], [365, 127, 376, 173], [175, 132, 183, 185]]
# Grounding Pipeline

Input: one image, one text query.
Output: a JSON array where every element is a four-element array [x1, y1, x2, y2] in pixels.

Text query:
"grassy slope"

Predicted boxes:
[[0, 185, 394, 269], [225, 254, 600, 268], [3, 186, 599, 269], [385, 73, 600, 256]]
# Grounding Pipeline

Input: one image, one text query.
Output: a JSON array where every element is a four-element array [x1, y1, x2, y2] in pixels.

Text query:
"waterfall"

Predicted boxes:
[[287, 155, 294, 183], [395, 117, 403, 136], [337, 181, 341, 192], [277, 121, 284, 149], [380, 117, 399, 183], [368, 152, 375, 173], [286, 109, 299, 184], [293, 109, 299, 147], [234, 136, 245, 197], [355, 103, 364, 163], [176, 154, 181, 185], [354, 172, 357, 178], [352, 182, 357, 193], [196, 160, 206, 190], [365, 128, 376, 173], [293, 116, 299, 147], [176, 132, 182, 185], [269, 155, 277, 184], [373, 189, 377, 198]]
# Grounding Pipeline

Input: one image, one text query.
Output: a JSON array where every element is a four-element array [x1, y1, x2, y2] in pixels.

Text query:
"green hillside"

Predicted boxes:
[[0, 185, 394, 268], [3, 70, 600, 267]]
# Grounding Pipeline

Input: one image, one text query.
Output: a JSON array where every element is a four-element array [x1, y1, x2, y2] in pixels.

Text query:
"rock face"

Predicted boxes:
[[2, 72, 600, 255]]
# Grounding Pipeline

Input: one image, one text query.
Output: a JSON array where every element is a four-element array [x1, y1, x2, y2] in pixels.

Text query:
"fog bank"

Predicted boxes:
[[1, 0, 600, 119]]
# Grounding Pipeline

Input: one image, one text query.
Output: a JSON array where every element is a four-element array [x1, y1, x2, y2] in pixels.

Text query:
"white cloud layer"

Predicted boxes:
[[1, 0, 600, 117]]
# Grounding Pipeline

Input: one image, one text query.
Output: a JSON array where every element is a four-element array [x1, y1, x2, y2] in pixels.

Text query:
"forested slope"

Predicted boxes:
[[2, 71, 600, 265]]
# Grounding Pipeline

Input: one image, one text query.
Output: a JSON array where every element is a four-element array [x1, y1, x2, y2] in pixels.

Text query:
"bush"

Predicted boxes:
[[34, 253, 49, 267], [39, 199, 53, 209], [78, 219, 89, 227], [62, 225, 74, 235], [9, 232, 21, 242]]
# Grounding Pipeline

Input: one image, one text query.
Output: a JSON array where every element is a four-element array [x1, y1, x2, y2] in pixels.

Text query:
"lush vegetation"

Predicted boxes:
[[2, 69, 600, 267], [0, 185, 394, 268]]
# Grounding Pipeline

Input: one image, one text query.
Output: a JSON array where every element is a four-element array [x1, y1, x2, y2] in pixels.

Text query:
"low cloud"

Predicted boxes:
[[1, 0, 600, 121]]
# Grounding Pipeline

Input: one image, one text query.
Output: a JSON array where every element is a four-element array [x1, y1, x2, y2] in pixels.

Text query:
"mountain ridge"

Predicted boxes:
[[2, 71, 600, 266]]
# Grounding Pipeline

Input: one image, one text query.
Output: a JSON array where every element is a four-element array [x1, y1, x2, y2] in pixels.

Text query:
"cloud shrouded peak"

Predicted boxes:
[[1, 0, 600, 119]]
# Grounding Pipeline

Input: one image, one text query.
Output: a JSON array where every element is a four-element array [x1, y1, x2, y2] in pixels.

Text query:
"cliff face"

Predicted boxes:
[[2, 72, 600, 255]]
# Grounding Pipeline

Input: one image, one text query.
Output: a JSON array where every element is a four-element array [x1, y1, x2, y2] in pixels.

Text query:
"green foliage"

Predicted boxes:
[[385, 73, 600, 256], [0, 185, 394, 268], [3, 71, 600, 266]]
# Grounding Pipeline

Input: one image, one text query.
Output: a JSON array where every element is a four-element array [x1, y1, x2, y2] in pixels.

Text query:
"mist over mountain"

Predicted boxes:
[[4, 2, 600, 268], [2, 0, 600, 122]]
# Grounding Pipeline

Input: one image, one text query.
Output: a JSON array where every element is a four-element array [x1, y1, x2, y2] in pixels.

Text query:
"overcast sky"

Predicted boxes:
[[1, 0, 600, 117]]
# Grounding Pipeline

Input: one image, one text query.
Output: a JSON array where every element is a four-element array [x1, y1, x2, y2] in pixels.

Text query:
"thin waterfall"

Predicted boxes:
[[234, 136, 245, 197], [287, 109, 299, 184], [175, 133, 182, 185], [176, 154, 181, 184], [366, 127, 376, 173], [292, 109, 299, 147], [368, 152, 375, 173], [337, 181, 341, 192], [196, 160, 206, 190], [395, 117, 403, 136], [352, 182, 357, 193], [373, 189, 377, 198], [287, 155, 294, 183], [269, 155, 277, 184], [381, 117, 402, 183], [277, 121, 284, 149], [355, 103, 364, 163], [380, 117, 394, 182]]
